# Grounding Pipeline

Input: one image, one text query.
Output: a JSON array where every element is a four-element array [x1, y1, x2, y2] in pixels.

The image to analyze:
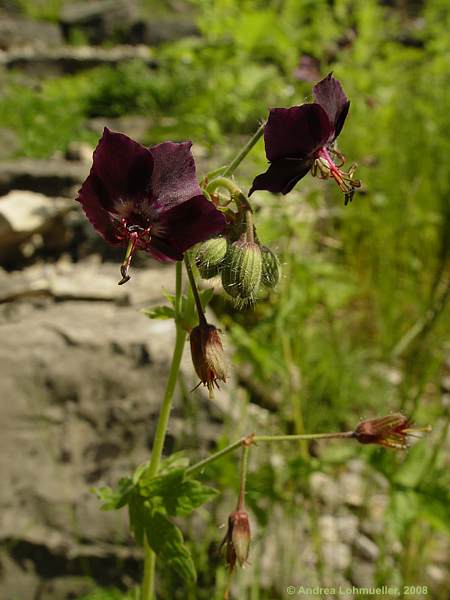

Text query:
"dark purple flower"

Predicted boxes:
[[76, 128, 226, 283], [249, 73, 360, 203]]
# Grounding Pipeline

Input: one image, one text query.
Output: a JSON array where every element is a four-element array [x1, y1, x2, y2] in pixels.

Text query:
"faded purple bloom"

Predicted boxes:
[[353, 414, 431, 450], [76, 128, 226, 283], [249, 73, 360, 203]]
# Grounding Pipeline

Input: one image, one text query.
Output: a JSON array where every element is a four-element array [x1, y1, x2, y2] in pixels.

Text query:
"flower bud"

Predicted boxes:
[[189, 322, 227, 398], [353, 414, 431, 449], [195, 236, 228, 279], [221, 240, 262, 307], [220, 510, 251, 569], [261, 245, 281, 288]]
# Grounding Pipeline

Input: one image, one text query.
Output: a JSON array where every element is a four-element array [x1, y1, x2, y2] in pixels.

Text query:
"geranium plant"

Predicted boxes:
[[75, 74, 429, 599]]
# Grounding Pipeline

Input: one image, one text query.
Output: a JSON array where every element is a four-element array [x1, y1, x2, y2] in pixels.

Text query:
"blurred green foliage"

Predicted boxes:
[[1, 0, 449, 598]]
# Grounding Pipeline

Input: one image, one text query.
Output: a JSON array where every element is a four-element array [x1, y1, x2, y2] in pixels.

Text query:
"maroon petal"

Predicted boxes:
[[264, 104, 332, 162], [76, 173, 122, 245], [149, 141, 204, 213], [249, 158, 313, 196], [90, 128, 154, 212], [150, 194, 226, 260], [313, 73, 350, 139]]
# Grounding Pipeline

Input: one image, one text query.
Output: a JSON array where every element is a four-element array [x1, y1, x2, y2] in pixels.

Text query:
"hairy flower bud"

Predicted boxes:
[[220, 510, 251, 569], [221, 240, 262, 307], [261, 245, 281, 288], [195, 236, 228, 279], [190, 322, 227, 397], [353, 414, 431, 449]]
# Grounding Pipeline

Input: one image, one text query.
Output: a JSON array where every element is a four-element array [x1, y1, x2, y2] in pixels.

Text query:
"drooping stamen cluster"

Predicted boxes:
[[312, 146, 361, 205]]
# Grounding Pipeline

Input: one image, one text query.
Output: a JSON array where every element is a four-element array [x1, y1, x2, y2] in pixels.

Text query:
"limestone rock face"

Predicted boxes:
[[0, 191, 72, 264], [0, 15, 62, 50], [0, 159, 87, 197], [0, 262, 231, 598]]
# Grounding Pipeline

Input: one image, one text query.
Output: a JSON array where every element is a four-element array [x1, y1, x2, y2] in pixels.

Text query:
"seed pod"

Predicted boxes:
[[221, 240, 262, 307], [195, 237, 228, 279], [190, 322, 227, 398], [219, 510, 251, 569], [261, 246, 281, 288]]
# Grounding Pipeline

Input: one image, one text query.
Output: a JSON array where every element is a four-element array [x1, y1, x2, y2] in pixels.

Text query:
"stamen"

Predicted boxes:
[[118, 233, 138, 285], [313, 147, 361, 204]]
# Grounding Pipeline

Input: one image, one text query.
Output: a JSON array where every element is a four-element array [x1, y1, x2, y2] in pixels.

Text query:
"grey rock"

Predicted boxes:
[[0, 15, 62, 50], [0, 263, 233, 595], [353, 534, 380, 561], [87, 115, 153, 141], [0, 44, 157, 76], [60, 0, 138, 45], [0, 191, 72, 264], [310, 471, 341, 507], [336, 513, 359, 544], [0, 158, 87, 197], [350, 559, 376, 588], [128, 17, 199, 46], [339, 471, 365, 507]]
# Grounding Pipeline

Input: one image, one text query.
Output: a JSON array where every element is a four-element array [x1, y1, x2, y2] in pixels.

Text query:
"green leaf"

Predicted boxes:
[[141, 305, 175, 320], [162, 291, 176, 306], [139, 470, 219, 516], [165, 478, 219, 517], [128, 491, 147, 546], [159, 451, 190, 474], [92, 477, 134, 511], [132, 461, 150, 485], [145, 510, 197, 582]]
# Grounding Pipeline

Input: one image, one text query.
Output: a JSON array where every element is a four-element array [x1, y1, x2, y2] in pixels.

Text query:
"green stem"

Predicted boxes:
[[184, 254, 207, 326], [141, 261, 186, 600], [186, 431, 354, 477], [206, 176, 241, 197], [222, 121, 266, 177], [245, 209, 254, 244], [237, 444, 250, 511], [186, 438, 245, 477], [254, 432, 354, 442]]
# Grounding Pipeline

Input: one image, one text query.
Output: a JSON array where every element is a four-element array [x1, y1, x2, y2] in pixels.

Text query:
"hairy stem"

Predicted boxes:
[[142, 261, 186, 600]]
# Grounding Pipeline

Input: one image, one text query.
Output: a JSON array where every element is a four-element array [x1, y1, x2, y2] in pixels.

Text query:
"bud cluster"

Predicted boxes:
[[194, 229, 281, 309]]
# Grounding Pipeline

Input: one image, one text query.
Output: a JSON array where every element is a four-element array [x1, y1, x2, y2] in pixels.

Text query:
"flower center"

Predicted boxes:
[[312, 146, 361, 205]]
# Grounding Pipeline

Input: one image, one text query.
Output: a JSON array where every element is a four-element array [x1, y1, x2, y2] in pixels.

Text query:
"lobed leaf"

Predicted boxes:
[[145, 510, 197, 582]]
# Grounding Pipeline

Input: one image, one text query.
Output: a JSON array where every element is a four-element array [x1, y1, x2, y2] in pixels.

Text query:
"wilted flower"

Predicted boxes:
[[76, 128, 226, 284], [190, 322, 227, 397], [249, 73, 360, 203], [353, 414, 431, 449], [220, 510, 251, 569]]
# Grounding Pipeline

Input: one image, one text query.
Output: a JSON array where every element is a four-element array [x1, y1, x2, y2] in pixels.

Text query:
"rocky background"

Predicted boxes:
[[0, 2, 449, 599]]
